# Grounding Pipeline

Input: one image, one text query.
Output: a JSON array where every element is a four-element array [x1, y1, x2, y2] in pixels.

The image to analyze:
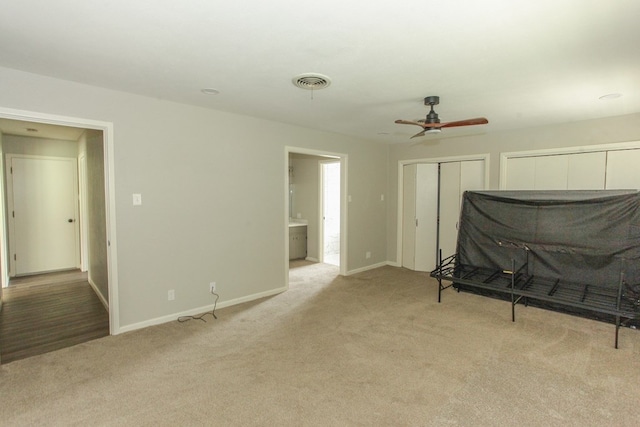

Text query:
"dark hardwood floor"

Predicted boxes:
[[0, 270, 109, 364]]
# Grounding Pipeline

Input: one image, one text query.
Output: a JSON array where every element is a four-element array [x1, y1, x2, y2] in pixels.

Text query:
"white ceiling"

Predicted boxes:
[[1, 0, 639, 144]]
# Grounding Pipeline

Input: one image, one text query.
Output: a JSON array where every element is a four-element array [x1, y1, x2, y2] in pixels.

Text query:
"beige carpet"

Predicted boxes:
[[1, 262, 639, 426]]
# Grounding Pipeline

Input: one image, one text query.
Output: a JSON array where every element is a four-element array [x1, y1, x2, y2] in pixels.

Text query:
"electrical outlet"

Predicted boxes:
[[168, 289, 175, 301], [366, 251, 371, 259], [209, 282, 216, 293]]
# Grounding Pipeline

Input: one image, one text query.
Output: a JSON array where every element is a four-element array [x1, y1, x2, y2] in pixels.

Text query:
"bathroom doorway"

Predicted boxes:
[[285, 147, 347, 287]]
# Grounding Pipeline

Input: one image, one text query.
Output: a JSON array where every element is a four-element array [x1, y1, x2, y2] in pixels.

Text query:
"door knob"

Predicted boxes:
[[68, 219, 74, 223]]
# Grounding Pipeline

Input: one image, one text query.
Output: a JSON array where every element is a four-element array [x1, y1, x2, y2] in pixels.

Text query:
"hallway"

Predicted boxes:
[[0, 270, 109, 364]]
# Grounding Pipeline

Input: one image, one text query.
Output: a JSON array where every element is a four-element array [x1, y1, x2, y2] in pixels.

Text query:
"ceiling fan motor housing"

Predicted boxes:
[[424, 96, 440, 124]]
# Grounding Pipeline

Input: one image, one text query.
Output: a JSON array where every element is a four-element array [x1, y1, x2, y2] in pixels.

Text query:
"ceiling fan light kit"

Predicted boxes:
[[395, 95, 488, 139]]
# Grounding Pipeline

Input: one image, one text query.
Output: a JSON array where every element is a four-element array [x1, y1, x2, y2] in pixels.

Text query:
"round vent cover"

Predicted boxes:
[[292, 73, 332, 90]]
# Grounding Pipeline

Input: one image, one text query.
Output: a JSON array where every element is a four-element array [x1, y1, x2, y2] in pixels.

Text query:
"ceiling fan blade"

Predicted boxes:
[[410, 130, 426, 139], [440, 117, 489, 128], [395, 119, 427, 128]]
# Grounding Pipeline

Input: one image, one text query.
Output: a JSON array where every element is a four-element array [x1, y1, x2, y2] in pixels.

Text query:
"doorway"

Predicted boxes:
[[6, 155, 80, 276], [285, 147, 347, 287], [0, 109, 119, 339]]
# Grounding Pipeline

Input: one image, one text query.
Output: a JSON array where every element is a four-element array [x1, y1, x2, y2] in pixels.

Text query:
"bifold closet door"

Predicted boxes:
[[402, 163, 438, 271], [504, 152, 606, 190], [606, 149, 640, 189], [439, 160, 485, 258], [414, 164, 438, 271], [403, 160, 483, 271], [567, 152, 606, 189], [402, 164, 418, 270]]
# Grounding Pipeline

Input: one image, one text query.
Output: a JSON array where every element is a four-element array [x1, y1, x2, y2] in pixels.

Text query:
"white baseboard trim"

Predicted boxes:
[[88, 277, 109, 311], [386, 261, 401, 268], [345, 261, 389, 276], [305, 257, 319, 262], [117, 285, 288, 335]]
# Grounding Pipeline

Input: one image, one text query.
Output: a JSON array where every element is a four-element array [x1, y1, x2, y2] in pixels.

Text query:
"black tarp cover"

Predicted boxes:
[[457, 190, 640, 288]]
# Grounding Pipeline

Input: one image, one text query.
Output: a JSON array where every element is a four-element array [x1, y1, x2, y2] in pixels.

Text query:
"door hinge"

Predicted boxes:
[[12, 211, 15, 218], [14, 254, 16, 261]]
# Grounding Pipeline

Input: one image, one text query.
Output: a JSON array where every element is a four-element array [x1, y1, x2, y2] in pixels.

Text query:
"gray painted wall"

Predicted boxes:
[[0, 66, 389, 330]]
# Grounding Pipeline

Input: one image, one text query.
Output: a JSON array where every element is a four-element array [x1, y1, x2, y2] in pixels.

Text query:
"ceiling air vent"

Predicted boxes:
[[292, 73, 332, 90]]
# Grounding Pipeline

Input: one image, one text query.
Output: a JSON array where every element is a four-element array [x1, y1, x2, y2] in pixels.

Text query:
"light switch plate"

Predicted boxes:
[[133, 193, 142, 206]]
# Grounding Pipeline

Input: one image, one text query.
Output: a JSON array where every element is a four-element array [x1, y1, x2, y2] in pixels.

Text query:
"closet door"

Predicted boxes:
[[505, 151, 606, 190], [534, 155, 568, 190], [402, 164, 439, 271], [440, 160, 485, 258], [403, 159, 484, 270], [606, 149, 640, 189], [460, 160, 485, 195], [401, 164, 417, 270], [439, 162, 461, 258], [567, 152, 606, 189], [414, 164, 438, 271], [505, 157, 535, 190]]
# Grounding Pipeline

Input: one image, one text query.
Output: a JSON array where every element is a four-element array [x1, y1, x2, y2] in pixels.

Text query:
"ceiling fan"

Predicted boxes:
[[395, 96, 488, 139]]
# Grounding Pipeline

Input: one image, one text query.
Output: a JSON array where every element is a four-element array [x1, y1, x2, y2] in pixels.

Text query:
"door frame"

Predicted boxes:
[[78, 153, 89, 272], [5, 154, 81, 276], [0, 107, 120, 335], [285, 147, 348, 284], [396, 154, 490, 268]]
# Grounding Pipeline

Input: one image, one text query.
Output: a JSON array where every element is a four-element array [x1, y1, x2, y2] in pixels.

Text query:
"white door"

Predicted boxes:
[[321, 161, 340, 266], [535, 155, 569, 190], [505, 157, 536, 190], [403, 160, 483, 271], [403, 163, 438, 271], [9, 156, 79, 275], [504, 152, 607, 190], [414, 164, 439, 271], [606, 149, 640, 189], [567, 152, 606, 189], [402, 164, 417, 270], [439, 162, 461, 259], [440, 160, 485, 258]]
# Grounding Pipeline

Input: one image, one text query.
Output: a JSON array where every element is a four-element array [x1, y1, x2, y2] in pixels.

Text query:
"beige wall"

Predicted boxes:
[[386, 113, 640, 263], [0, 66, 389, 330]]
